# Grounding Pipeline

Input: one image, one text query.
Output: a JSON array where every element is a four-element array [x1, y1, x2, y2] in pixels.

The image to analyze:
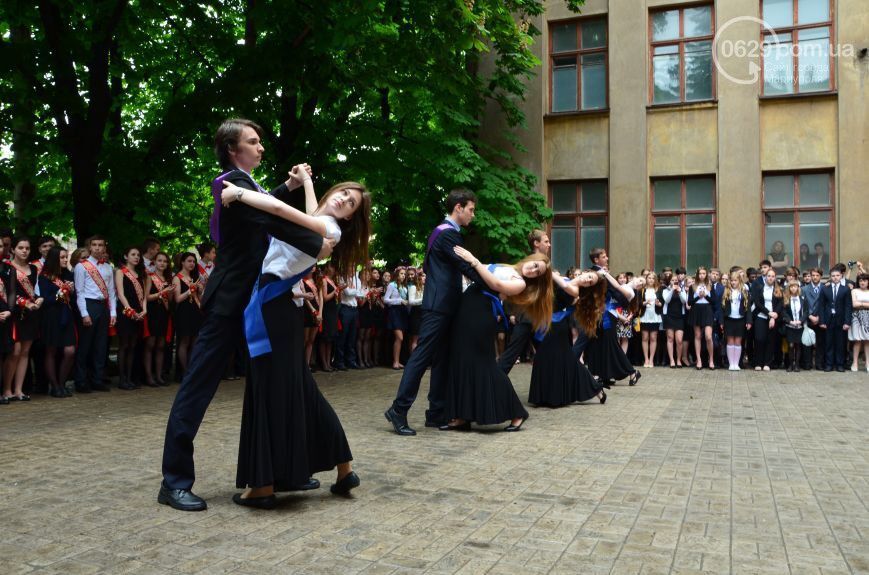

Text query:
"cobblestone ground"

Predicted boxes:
[[2, 364, 868, 574]]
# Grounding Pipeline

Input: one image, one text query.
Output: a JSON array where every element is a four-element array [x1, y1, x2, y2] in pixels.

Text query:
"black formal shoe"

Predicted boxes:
[[76, 384, 92, 394], [836, 367, 845, 372], [629, 371, 642, 386], [599, 390, 607, 404], [330, 471, 360, 495], [49, 388, 65, 398], [232, 492, 277, 510], [384, 408, 416, 436], [824, 367, 833, 372], [794, 366, 800, 373], [118, 381, 137, 390], [91, 383, 111, 392], [349, 364, 362, 370], [504, 418, 526, 432], [288, 478, 320, 491], [438, 421, 471, 431], [157, 482, 207, 511]]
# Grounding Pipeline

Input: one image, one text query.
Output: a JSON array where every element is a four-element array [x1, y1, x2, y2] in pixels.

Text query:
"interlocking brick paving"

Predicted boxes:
[[1, 365, 868, 574]]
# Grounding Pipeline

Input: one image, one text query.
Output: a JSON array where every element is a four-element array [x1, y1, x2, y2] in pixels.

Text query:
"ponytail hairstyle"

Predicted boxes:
[[315, 182, 371, 279], [506, 253, 554, 333]]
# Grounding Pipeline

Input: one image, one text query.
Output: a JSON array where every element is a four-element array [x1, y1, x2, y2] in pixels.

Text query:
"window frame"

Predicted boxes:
[[548, 16, 609, 114], [761, 170, 835, 270], [548, 180, 609, 271], [648, 2, 717, 105], [650, 176, 718, 269], [760, 0, 836, 96]]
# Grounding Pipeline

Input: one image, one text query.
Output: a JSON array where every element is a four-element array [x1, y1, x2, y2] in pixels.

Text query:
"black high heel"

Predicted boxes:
[[504, 417, 526, 432], [599, 390, 607, 404]]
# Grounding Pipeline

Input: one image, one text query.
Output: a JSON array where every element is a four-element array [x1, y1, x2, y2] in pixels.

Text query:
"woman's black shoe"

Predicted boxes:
[[0, 396, 9, 405], [232, 492, 277, 510], [599, 390, 607, 404], [629, 371, 642, 386], [438, 421, 471, 431], [330, 471, 361, 495], [504, 418, 526, 432]]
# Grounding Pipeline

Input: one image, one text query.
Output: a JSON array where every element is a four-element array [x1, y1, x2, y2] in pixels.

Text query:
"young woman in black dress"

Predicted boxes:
[[301, 267, 322, 371], [318, 262, 339, 371], [384, 266, 410, 370], [2, 237, 43, 401], [115, 247, 147, 390], [660, 274, 688, 368], [0, 245, 14, 404], [38, 246, 76, 397], [356, 267, 373, 367], [367, 268, 386, 366], [444, 249, 554, 431], [173, 252, 204, 379], [143, 252, 173, 387], [529, 270, 607, 408], [689, 267, 716, 370]]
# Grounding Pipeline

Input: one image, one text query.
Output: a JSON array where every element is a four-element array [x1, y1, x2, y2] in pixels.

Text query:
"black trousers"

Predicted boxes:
[[391, 310, 452, 424], [753, 318, 778, 368], [824, 325, 847, 369], [74, 299, 109, 388], [806, 323, 825, 368], [162, 310, 239, 490], [335, 305, 359, 368], [496, 320, 533, 374]]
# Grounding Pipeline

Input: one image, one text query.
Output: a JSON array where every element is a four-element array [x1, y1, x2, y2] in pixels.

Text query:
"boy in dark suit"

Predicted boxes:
[[385, 189, 485, 435], [819, 266, 852, 371]]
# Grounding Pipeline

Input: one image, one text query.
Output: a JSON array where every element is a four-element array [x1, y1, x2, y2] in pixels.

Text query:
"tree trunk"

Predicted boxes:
[[10, 22, 38, 236]]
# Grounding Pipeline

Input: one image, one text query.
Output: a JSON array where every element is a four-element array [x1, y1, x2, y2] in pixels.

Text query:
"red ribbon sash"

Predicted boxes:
[[81, 260, 110, 301], [176, 273, 202, 309], [121, 267, 145, 311], [16, 268, 36, 301]]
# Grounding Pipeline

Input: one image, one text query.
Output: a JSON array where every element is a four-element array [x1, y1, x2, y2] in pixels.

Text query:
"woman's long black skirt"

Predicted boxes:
[[236, 275, 352, 491], [529, 315, 603, 407], [584, 323, 636, 382], [446, 285, 527, 425]]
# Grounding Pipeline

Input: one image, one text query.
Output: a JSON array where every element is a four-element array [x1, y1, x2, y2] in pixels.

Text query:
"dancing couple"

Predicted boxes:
[[158, 118, 368, 511]]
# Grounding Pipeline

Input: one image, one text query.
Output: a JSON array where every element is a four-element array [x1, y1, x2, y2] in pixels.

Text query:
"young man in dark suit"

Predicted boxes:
[[159, 119, 334, 511], [802, 267, 825, 369], [819, 266, 852, 372], [385, 189, 485, 435]]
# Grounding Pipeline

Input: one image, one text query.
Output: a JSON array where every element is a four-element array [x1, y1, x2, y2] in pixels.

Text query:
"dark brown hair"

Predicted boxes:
[[318, 182, 371, 279], [214, 118, 264, 170], [445, 188, 477, 213]]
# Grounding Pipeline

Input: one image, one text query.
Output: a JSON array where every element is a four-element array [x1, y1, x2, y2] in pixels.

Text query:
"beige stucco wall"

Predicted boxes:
[[760, 98, 838, 170], [836, 0, 869, 264], [544, 115, 609, 180], [647, 106, 719, 176]]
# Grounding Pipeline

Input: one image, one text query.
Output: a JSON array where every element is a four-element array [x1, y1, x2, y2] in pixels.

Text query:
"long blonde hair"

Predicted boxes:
[[504, 253, 554, 333]]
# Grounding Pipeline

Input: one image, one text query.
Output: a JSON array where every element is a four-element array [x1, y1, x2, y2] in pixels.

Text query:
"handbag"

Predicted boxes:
[[801, 326, 816, 347]]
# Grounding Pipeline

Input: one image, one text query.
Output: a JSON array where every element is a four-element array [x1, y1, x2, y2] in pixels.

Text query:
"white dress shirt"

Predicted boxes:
[[74, 256, 117, 318], [261, 215, 340, 280], [339, 275, 365, 307]]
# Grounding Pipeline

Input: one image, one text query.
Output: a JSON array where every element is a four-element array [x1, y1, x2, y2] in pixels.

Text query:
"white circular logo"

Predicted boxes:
[[712, 16, 781, 85]]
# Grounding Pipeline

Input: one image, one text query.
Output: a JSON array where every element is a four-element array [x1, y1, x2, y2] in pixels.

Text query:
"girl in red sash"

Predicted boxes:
[[2, 237, 43, 402], [301, 267, 322, 371], [143, 252, 173, 387], [318, 262, 339, 371], [0, 244, 13, 405], [115, 247, 147, 390], [38, 246, 76, 398], [173, 252, 204, 379]]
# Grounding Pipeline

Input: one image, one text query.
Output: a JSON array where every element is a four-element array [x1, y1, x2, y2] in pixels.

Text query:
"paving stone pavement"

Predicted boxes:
[[2, 364, 869, 574]]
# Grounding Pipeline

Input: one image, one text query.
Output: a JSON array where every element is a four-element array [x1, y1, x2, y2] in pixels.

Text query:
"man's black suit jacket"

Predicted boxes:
[[422, 221, 485, 314], [201, 169, 323, 317]]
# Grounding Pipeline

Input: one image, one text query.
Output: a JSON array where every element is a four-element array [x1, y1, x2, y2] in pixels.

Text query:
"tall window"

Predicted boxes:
[[763, 172, 833, 272], [550, 18, 607, 112], [651, 177, 716, 271], [550, 181, 608, 271], [650, 5, 715, 104], [762, 0, 834, 95]]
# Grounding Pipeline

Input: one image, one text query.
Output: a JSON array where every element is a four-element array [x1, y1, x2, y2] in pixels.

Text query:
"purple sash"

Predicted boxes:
[[423, 222, 454, 269], [208, 170, 266, 244]]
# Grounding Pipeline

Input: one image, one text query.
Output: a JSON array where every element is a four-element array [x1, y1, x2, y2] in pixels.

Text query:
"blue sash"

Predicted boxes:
[[534, 307, 572, 342], [482, 264, 509, 330], [244, 266, 313, 358]]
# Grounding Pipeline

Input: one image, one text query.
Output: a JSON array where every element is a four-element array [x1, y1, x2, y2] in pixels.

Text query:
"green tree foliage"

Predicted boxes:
[[0, 0, 582, 262]]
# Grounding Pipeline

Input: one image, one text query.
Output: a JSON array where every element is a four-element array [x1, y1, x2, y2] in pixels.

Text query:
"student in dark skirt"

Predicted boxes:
[[722, 273, 751, 370], [355, 268, 373, 367], [782, 280, 809, 372], [143, 252, 173, 387], [639, 272, 663, 368], [115, 246, 148, 390], [383, 266, 410, 370], [689, 266, 716, 370], [2, 237, 43, 401], [173, 252, 204, 379], [660, 273, 688, 368], [751, 268, 784, 371], [366, 268, 386, 366], [301, 269, 321, 371], [407, 268, 424, 354], [318, 262, 339, 371], [0, 249, 11, 404], [38, 246, 77, 397]]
